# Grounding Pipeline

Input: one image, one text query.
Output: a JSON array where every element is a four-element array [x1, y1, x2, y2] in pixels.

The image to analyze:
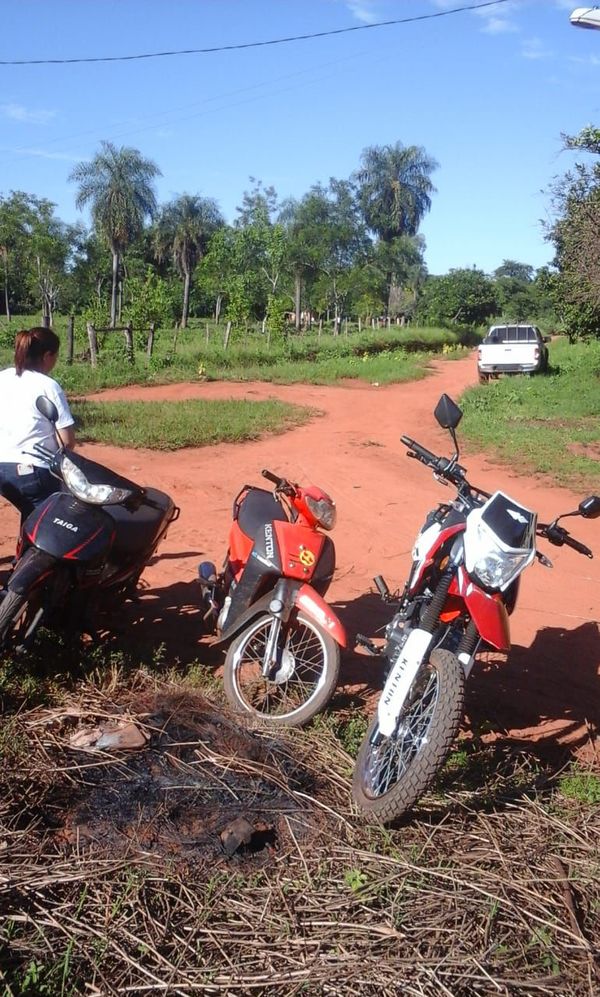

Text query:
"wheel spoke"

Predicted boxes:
[[233, 615, 328, 719], [366, 668, 439, 797]]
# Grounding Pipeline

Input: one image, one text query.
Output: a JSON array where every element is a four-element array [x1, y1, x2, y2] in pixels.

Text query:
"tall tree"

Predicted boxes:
[[69, 141, 161, 326], [355, 142, 437, 313], [154, 194, 224, 328], [546, 126, 600, 338], [356, 142, 437, 242]]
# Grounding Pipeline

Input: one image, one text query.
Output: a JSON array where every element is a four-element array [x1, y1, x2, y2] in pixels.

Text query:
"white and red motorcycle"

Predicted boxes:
[[352, 394, 600, 823]]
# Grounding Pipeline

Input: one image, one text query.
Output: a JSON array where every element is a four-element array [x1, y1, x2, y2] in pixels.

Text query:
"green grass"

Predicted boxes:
[[558, 767, 600, 804], [0, 315, 473, 394], [72, 397, 314, 449], [460, 337, 600, 489]]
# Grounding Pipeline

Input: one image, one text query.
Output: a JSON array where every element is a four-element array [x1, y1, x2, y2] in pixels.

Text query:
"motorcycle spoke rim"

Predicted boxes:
[[234, 617, 328, 718], [365, 667, 439, 798]]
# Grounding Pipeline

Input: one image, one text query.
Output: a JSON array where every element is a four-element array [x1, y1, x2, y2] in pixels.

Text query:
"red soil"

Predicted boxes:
[[2, 353, 599, 762]]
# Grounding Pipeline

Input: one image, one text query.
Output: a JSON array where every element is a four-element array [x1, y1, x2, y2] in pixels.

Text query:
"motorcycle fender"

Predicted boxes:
[[216, 581, 347, 648], [8, 548, 59, 596], [450, 567, 511, 651], [215, 590, 276, 644], [377, 628, 432, 738], [295, 584, 347, 647]]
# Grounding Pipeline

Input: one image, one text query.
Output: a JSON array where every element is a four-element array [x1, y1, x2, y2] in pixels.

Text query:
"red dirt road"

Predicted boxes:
[[2, 354, 599, 760]]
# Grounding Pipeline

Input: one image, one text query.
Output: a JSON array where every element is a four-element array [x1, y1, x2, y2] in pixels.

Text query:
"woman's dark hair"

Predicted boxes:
[[14, 327, 60, 376]]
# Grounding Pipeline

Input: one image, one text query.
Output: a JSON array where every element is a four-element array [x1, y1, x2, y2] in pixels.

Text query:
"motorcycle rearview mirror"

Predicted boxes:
[[434, 393, 462, 461], [36, 395, 59, 423], [579, 494, 600, 519], [434, 394, 463, 430]]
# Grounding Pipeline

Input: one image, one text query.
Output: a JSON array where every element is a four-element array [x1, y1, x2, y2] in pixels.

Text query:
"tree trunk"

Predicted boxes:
[[181, 270, 191, 329], [215, 294, 222, 324], [294, 272, 301, 331], [2, 250, 10, 321], [66, 315, 74, 364], [110, 250, 119, 327]]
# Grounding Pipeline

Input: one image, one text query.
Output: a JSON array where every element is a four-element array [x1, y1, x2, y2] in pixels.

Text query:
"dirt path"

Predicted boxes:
[[2, 354, 599, 760]]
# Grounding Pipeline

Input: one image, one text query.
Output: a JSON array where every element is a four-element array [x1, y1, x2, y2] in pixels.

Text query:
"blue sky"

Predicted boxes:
[[1, 0, 599, 275]]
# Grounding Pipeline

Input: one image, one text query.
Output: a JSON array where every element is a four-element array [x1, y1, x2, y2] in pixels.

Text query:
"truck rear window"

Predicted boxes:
[[484, 326, 538, 344]]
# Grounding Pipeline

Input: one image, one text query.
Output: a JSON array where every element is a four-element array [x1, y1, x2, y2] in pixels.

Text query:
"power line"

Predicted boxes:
[[0, 1, 512, 67]]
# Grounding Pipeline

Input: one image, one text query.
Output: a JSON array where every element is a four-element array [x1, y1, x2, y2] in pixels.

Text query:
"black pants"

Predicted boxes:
[[0, 463, 56, 523]]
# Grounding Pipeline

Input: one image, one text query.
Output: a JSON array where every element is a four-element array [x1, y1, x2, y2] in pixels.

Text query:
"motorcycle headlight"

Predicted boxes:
[[305, 493, 337, 531], [61, 455, 133, 506], [467, 520, 532, 591]]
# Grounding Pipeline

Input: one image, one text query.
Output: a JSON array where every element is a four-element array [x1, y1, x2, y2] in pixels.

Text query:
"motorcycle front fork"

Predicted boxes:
[[262, 615, 283, 676]]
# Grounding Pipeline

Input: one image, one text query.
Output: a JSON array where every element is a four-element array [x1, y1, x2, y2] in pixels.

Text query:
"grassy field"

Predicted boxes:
[[73, 398, 314, 449], [461, 337, 600, 490], [0, 315, 473, 394]]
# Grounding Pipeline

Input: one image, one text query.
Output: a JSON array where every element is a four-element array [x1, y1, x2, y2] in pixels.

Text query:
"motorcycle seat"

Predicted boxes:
[[237, 488, 287, 540], [106, 488, 175, 556]]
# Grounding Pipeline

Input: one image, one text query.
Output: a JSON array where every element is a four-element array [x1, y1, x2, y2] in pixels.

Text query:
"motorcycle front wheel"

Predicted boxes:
[[223, 611, 340, 727], [352, 649, 464, 823], [0, 590, 41, 652]]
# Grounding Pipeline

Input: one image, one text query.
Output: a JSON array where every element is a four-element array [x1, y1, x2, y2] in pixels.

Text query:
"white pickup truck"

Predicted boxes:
[[477, 324, 549, 383]]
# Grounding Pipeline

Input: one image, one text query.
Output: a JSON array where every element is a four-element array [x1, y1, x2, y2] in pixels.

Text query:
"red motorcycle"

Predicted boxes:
[[352, 394, 600, 823], [198, 469, 346, 726]]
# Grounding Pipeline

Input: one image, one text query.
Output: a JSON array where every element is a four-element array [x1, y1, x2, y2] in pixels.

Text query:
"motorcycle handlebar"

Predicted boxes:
[[538, 523, 593, 558], [262, 468, 297, 497], [401, 435, 468, 486]]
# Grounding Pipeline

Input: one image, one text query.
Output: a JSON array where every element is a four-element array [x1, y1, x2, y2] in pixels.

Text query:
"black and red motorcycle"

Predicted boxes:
[[352, 394, 600, 823], [0, 396, 179, 651], [198, 469, 346, 726]]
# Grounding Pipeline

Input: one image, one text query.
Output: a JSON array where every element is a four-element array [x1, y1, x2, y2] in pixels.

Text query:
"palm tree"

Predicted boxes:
[[69, 141, 161, 326], [356, 142, 437, 242], [355, 142, 437, 314], [154, 194, 224, 328]]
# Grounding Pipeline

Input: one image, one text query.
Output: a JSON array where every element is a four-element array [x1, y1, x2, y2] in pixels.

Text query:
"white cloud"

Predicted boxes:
[[431, 0, 519, 35], [0, 102, 56, 125], [345, 0, 379, 23], [3, 146, 79, 162], [521, 36, 552, 59]]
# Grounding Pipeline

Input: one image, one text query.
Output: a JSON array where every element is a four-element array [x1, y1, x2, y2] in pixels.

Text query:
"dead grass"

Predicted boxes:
[[1, 673, 600, 996]]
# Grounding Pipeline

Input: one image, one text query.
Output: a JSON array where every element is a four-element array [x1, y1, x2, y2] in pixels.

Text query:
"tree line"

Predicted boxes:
[[0, 136, 576, 338]]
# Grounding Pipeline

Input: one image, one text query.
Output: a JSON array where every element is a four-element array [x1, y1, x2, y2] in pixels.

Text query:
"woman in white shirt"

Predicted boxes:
[[0, 326, 76, 521]]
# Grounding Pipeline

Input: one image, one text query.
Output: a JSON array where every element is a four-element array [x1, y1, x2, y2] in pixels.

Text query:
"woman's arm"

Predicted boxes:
[[58, 425, 76, 449]]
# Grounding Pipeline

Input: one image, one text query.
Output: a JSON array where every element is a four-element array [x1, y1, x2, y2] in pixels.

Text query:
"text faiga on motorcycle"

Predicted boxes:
[[0, 396, 179, 652], [352, 393, 600, 823]]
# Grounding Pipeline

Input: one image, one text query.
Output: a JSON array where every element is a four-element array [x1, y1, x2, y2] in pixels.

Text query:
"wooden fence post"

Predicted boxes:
[[86, 322, 98, 368], [223, 321, 232, 350], [66, 315, 74, 365], [147, 322, 155, 358], [123, 323, 134, 364]]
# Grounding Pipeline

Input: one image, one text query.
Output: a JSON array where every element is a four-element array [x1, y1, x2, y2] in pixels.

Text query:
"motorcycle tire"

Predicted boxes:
[[352, 648, 464, 823], [0, 590, 35, 651], [0, 547, 55, 651], [223, 611, 340, 727]]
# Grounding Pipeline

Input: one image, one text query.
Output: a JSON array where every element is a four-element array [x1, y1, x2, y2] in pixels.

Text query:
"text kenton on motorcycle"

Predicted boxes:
[[198, 468, 346, 726], [0, 396, 179, 651], [352, 393, 600, 823]]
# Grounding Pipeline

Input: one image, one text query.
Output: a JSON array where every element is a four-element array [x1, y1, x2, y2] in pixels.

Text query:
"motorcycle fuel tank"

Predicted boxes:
[[24, 492, 115, 563]]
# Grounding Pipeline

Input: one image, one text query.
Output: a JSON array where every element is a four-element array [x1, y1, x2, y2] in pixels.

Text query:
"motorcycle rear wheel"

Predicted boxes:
[[223, 611, 340, 726], [352, 648, 464, 823]]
